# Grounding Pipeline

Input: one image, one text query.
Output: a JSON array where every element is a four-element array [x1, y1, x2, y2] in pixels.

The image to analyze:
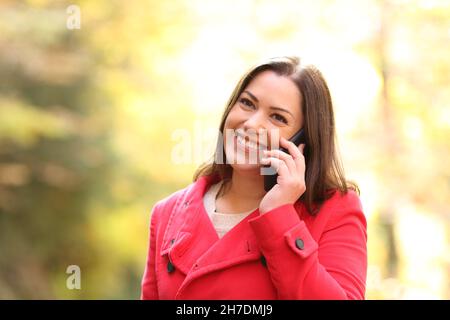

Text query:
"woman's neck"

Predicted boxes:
[[220, 170, 266, 204]]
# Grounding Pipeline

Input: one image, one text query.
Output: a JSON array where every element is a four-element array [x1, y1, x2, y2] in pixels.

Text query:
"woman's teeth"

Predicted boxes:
[[236, 134, 264, 150]]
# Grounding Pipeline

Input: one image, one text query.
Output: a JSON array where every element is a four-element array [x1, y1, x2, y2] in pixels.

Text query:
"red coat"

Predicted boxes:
[[141, 174, 367, 300]]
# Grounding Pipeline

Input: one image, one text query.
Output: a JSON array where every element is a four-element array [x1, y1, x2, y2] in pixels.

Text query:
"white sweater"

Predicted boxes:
[[203, 181, 257, 239]]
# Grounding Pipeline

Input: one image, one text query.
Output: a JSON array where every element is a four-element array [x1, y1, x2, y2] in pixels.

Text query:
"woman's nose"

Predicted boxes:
[[243, 113, 279, 149], [243, 112, 267, 132]]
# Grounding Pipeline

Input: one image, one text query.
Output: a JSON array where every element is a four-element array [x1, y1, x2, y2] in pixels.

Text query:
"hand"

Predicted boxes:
[[259, 137, 306, 214]]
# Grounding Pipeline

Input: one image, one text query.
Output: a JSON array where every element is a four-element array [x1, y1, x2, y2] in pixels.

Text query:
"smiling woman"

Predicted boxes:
[[141, 56, 367, 300], [196, 56, 359, 215]]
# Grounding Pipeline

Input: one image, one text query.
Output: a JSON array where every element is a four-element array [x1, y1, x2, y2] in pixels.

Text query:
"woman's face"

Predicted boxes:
[[223, 70, 303, 173]]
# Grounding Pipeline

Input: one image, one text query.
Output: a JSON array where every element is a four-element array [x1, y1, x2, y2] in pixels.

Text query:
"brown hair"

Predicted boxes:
[[193, 56, 359, 216]]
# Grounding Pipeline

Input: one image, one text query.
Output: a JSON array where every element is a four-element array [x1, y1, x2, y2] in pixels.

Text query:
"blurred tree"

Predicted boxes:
[[0, 0, 449, 299], [357, 0, 450, 298], [0, 0, 196, 298]]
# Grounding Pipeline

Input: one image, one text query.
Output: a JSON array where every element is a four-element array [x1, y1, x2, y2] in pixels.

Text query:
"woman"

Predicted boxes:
[[141, 56, 367, 300]]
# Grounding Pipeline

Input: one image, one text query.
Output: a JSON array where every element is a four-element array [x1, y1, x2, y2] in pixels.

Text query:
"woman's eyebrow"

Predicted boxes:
[[243, 90, 295, 119], [243, 90, 260, 103]]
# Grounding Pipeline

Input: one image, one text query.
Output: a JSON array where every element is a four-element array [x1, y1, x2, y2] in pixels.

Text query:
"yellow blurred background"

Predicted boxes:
[[0, 0, 448, 299]]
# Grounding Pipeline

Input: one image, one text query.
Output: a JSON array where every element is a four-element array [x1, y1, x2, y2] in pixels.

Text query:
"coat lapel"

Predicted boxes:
[[159, 175, 263, 280], [193, 209, 262, 271]]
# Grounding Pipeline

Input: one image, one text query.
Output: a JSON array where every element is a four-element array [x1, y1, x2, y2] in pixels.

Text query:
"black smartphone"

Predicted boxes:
[[263, 128, 306, 192]]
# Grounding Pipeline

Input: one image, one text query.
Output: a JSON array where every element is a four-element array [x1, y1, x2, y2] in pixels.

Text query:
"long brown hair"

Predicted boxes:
[[193, 56, 359, 216]]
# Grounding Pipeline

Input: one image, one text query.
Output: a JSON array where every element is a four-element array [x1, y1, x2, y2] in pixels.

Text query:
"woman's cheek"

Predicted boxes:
[[224, 131, 237, 164]]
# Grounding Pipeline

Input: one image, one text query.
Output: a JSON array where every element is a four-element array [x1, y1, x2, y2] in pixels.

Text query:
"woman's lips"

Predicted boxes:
[[234, 133, 267, 157]]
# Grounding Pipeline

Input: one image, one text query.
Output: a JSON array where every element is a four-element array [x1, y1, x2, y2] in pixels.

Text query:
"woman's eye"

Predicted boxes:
[[238, 97, 287, 124], [272, 114, 288, 124], [239, 98, 255, 109]]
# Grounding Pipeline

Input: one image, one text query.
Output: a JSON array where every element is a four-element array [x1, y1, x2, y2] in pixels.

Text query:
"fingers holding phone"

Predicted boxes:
[[261, 139, 306, 178], [259, 138, 307, 214]]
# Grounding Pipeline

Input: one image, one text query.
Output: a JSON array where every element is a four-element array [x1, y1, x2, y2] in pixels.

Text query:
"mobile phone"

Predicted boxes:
[[263, 128, 306, 192]]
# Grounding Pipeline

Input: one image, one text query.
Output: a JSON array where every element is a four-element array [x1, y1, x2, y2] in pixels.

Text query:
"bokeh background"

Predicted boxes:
[[0, 0, 449, 299]]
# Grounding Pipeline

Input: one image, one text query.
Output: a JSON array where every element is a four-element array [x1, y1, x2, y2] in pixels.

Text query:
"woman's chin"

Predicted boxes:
[[225, 149, 264, 173], [231, 163, 261, 170], [229, 162, 262, 174]]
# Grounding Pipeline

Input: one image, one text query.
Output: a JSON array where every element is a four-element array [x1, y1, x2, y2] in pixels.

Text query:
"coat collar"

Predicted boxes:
[[160, 174, 262, 276]]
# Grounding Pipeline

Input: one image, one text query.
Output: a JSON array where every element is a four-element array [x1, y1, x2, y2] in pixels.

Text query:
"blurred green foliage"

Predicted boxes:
[[0, 0, 196, 299], [0, 0, 449, 299]]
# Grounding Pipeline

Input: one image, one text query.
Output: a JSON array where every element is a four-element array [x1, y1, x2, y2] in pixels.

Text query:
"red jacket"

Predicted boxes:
[[141, 174, 367, 300]]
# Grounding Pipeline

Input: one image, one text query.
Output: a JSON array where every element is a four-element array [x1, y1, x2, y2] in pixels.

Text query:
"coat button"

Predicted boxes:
[[167, 260, 175, 273], [295, 238, 304, 250], [260, 255, 267, 268], [170, 238, 175, 245]]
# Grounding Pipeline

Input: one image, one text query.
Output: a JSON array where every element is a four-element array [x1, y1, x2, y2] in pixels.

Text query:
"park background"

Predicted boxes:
[[0, 0, 449, 299]]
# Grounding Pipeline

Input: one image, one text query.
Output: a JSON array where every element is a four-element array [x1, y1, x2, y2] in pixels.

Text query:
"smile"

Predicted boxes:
[[235, 131, 267, 151]]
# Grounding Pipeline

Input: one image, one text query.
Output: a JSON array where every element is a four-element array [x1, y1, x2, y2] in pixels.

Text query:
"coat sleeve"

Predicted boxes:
[[140, 204, 161, 300], [248, 191, 367, 300]]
